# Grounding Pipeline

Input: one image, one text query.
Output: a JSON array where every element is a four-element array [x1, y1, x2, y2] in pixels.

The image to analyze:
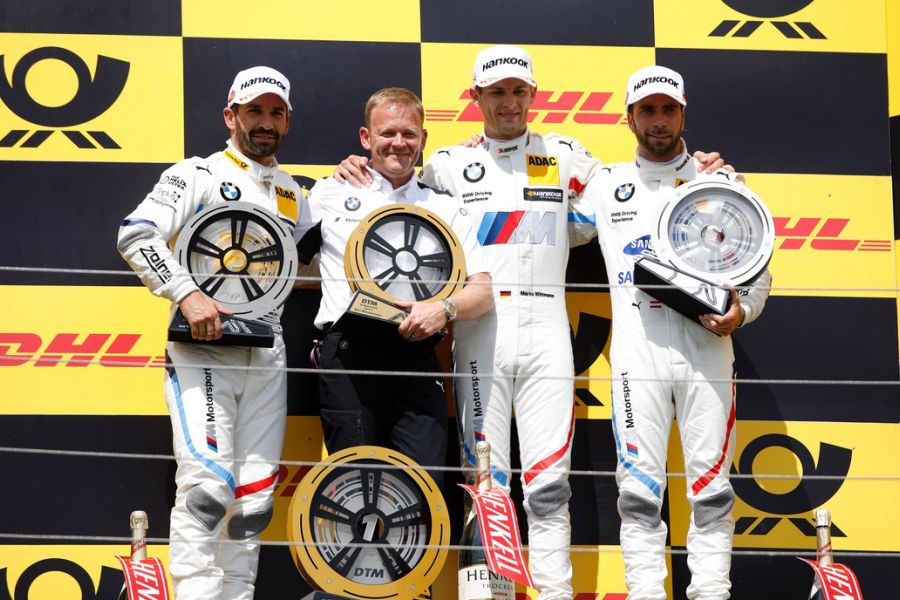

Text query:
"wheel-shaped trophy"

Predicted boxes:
[[634, 176, 774, 321], [340, 204, 466, 326], [168, 201, 297, 346], [287, 446, 450, 600]]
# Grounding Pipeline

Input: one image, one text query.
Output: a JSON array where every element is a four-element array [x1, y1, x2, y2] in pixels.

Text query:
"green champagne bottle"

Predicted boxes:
[[458, 441, 515, 600]]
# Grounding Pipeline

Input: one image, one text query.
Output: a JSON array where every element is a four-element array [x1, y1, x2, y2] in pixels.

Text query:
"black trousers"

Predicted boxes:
[[317, 321, 448, 487]]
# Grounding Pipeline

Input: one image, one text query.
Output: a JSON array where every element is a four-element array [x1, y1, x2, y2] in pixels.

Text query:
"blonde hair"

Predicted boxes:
[[364, 87, 424, 128]]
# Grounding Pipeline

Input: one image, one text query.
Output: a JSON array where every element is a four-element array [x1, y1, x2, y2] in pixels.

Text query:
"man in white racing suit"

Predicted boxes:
[[117, 66, 302, 600], [333, 47, 725, 600], [416, 46, 597, 599], [574, 66, 772, 600]]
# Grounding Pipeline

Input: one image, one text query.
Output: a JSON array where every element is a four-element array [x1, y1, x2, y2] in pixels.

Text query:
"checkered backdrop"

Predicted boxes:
[[1, 1, 898, 598]]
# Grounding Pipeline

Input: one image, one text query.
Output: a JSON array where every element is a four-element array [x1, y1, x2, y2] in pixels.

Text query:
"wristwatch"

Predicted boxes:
[[442, 298, 458, 322]]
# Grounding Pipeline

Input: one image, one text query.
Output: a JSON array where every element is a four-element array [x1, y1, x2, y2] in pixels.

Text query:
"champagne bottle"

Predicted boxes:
[[808, 508, 833, 600], [118, 510, 149, 600], [458, 441, 514, 600]]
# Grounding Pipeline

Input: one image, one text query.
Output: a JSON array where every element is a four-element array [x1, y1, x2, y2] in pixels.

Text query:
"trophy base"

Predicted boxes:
[[167, 310, 275, 347], [634, 256, 731, 322]]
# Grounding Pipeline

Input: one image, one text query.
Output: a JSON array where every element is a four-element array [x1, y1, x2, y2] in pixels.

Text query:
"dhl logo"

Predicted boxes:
[[0, 333, 164, 367], [774, 217, 890, 251], [426, 90, 624, 125]]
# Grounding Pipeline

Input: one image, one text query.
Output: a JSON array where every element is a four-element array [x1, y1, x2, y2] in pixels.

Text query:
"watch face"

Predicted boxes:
[[443, 299, 457, 320]]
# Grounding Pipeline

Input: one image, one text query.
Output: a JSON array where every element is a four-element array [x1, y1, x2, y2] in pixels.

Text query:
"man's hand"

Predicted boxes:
[[693, 150, 733, 174], [698, 288, 744, 336], [459, 134, 481, 148], [333, 155, 372, 187], [178, 290, 234, 341], [396, 300, 446, 341]]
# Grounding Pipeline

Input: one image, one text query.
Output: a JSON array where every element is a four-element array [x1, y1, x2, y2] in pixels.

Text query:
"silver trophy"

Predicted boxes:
[[634, 177, 774, 321], [168, 201, 298, 347]]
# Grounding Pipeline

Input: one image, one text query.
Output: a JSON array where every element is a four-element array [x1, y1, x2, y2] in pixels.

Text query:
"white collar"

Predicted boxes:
[[481, 130, 530, 159], [366, 167, 418, 198], [633, 143, 693, 183]]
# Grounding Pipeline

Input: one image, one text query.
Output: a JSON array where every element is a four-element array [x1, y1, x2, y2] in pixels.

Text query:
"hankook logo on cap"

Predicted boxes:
[[632, 76, 680, 92], [464, 162, 486, 183], [240, 77, 287, 92], [482, 57, 530, 70]]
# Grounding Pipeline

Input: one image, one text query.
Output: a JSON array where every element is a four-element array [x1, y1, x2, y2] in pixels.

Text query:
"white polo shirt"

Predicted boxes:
[[294, 168, 488, 329]]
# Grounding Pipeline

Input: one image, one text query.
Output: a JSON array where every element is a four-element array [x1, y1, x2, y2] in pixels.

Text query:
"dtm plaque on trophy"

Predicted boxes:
[[634, 176, 774, 321], [340, 204, 467, 328], [168, 201, 297, 347]]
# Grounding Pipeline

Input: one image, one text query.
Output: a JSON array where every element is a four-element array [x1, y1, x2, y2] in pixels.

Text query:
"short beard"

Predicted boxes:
[[637, 132, 680, 159], [235, 117, 282, 159]]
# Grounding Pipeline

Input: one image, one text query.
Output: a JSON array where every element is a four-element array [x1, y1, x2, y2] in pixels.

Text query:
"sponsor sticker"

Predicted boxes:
[[523, 187, 564, 202], [525, 153, 560, 185]]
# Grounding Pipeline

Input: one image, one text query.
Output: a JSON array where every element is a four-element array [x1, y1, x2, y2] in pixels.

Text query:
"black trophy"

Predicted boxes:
[[168, 201, 297, 347], [634, 176, 774, 321]]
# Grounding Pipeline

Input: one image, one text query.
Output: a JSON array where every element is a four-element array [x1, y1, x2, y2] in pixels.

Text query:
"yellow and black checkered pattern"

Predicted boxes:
[[1, 1, 897, 598]]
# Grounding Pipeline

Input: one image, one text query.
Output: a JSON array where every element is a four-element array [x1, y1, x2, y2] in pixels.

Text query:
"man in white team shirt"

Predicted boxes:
[[294, 87, 493, 488]]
